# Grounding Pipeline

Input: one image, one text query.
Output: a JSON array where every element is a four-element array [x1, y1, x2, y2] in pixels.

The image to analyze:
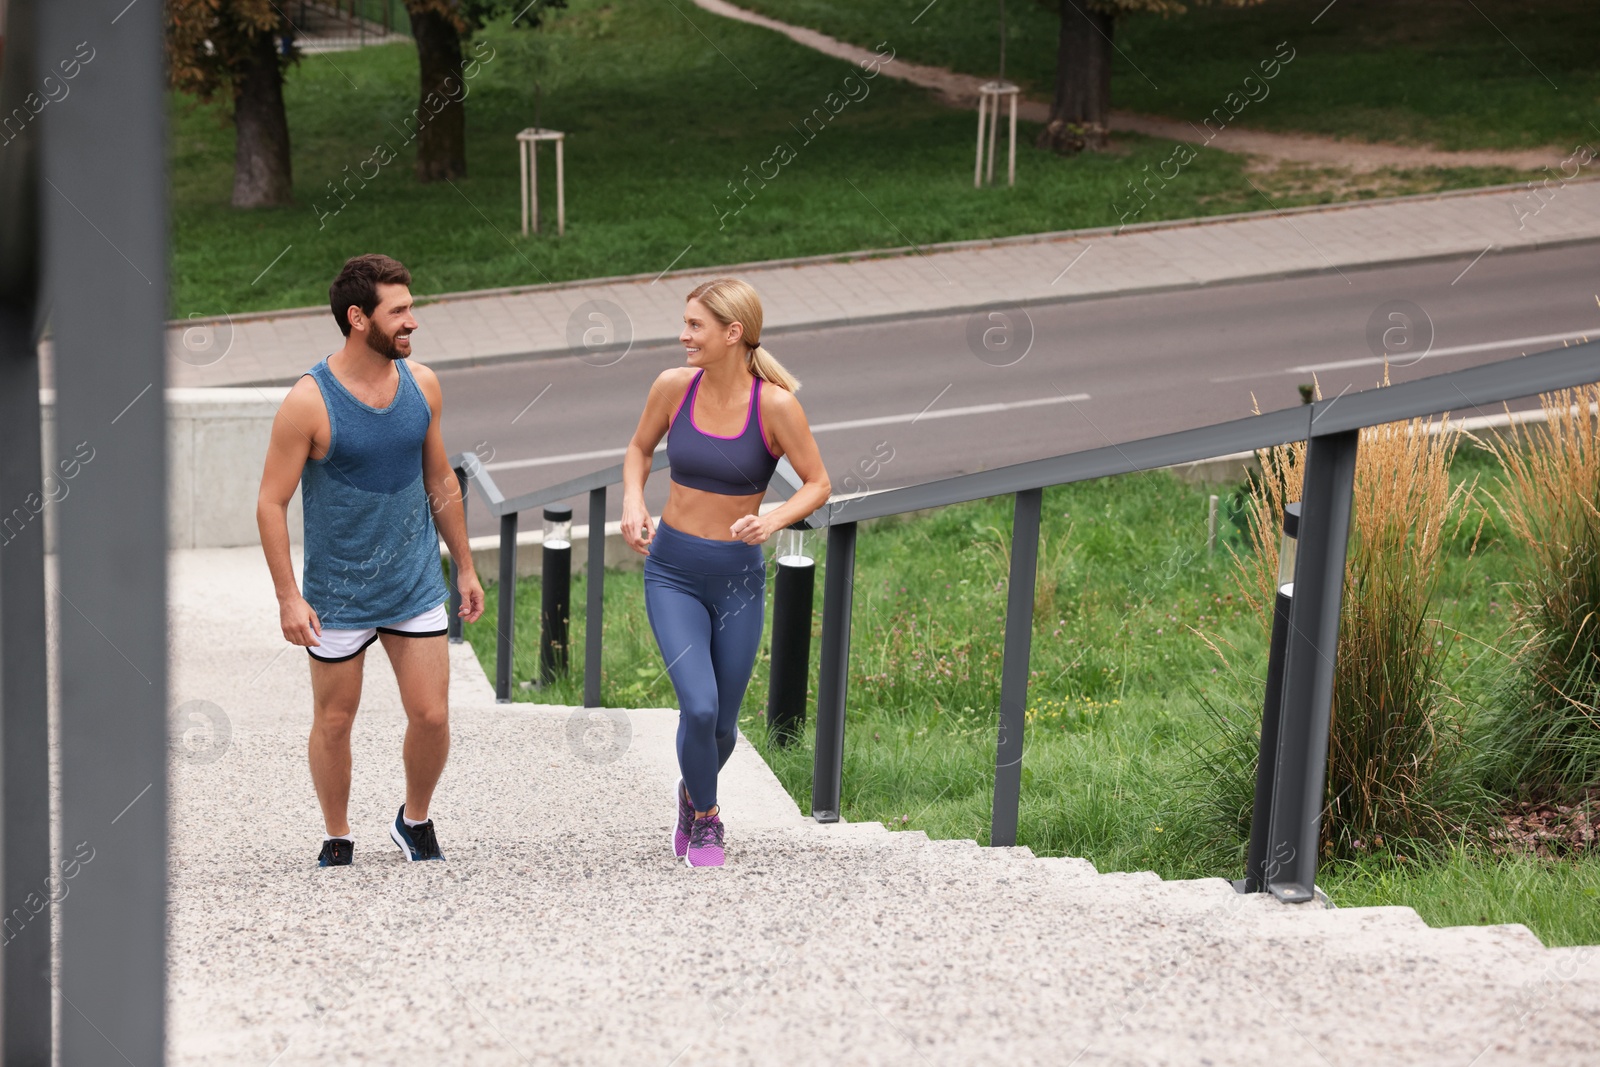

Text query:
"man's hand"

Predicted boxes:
[[457, 570, 486, 623], [280, 593, 322, 647]]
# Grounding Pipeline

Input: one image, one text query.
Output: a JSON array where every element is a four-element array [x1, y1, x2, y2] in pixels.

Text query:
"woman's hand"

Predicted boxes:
[[729, 512, 774, 546], [621, 498, 654, 555]]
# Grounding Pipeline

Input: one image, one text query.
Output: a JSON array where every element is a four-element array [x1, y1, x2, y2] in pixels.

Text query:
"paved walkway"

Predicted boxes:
[[167, 546, 1600, 1064], [160, 179, 1600, 388]]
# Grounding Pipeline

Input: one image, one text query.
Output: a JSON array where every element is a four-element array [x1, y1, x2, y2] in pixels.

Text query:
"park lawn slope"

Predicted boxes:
[[736, 0, 1597, 152], [171, 0, 1535, 317]]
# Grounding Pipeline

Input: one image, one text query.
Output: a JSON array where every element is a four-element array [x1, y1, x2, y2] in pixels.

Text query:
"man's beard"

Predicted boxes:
[[369, 322, 408, 361]]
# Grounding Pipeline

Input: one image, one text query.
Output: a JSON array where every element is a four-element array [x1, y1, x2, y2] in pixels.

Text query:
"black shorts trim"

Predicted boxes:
[[374, 626, 448, 639], [306, 632, 380, 663]]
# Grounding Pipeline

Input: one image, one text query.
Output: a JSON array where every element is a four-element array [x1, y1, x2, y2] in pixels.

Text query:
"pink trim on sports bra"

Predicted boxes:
[[669, 370, 699, 428], [688, 369, 756, 440]]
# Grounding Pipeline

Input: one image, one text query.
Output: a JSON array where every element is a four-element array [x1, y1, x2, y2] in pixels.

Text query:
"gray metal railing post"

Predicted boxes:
[[991, 488, 1042, 848], [811, 521, 857, 822], [448, 465, 466, 643], [1264, 429, 1358, 903], [584, 487, 605, 707], [496, 512, 518, 702], [0, 0, 52, 1054], [46, 0, 169, 1058]]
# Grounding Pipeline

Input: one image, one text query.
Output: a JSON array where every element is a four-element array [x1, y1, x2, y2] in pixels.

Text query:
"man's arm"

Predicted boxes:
[[411, 363, 485, 624], [257, 379, 324, 645]]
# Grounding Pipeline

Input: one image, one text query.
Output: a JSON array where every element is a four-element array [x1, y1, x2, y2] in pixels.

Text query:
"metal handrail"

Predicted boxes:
[[453, 339, 1600, 903], [446, 445, 819, 706]]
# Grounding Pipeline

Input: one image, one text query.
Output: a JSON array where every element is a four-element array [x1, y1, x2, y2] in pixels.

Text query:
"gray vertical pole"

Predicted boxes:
[[584, 487, 605, 707], [991, 488, 1042, 848], [448, 466, 466, 643], [1265, 429, 1358, 903], [811, 521, 856, 823], [496, 512, 517, 702], [0, 0, 53, 1057], [43, 0, 169, 1060]]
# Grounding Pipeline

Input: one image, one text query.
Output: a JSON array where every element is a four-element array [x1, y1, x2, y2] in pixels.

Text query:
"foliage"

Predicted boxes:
[[403, 0, 568, 35], [1480, 386, 1600, 796], [1202, 380, 1478, 858], [165, 0, 296, 103]]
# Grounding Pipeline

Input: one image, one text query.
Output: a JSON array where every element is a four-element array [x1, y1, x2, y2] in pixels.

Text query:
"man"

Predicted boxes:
[[257, 254, 485, 868]]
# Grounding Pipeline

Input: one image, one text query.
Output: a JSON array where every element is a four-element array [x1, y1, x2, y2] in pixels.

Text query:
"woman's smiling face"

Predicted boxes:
[[680, 297, 740, 366]]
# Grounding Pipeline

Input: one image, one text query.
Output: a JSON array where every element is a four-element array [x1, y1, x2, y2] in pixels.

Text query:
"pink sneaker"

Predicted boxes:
[[673, 779, 694, 859], [685, 811, 725, 868]]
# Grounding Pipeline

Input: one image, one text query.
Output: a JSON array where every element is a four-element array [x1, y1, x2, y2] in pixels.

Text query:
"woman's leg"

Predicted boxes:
[[644, 569, 720, 813], [706, 565, 766, 784]]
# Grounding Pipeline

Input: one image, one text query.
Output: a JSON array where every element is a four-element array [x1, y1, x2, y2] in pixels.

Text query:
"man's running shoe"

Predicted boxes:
[[317, 838, 353, 867], [673, 779, 695, 859], [389, 804, 445, 861], [685, 811, 725, 868]]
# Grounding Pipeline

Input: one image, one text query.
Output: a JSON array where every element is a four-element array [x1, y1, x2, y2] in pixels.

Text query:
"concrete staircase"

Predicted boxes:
[[168, 548, 1600, 1065]]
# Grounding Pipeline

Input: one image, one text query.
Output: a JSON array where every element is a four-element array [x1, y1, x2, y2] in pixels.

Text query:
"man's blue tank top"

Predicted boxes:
[[299, 357, 448, 629]]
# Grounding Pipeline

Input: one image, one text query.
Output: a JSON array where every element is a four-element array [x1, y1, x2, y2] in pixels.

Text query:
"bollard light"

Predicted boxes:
[[767, 527, 816, 745], [1239, 501, 1299, 893], [540, 504, 573, 686]]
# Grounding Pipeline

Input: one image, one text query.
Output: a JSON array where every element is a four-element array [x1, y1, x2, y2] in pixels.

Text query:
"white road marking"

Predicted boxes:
[[483, 393, 1090, 472]]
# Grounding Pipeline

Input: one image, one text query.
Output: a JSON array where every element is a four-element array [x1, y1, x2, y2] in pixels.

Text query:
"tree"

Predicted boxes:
[[1036, 0, 1262, 154], [402, 0, 566, 183], [166, 1, 297, 207]]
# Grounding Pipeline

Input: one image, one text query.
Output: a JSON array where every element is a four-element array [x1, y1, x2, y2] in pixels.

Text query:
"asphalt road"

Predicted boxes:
[[438, 240, 1600, 539]]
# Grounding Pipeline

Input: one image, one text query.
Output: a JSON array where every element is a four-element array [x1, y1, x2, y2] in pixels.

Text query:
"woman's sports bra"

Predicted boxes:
[[666, 368, 780, 496]]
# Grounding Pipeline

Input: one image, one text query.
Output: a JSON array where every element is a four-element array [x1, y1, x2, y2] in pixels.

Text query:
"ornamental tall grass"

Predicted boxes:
[[1200, 387, 1474, 856], [1481, 385, 1600, 796]]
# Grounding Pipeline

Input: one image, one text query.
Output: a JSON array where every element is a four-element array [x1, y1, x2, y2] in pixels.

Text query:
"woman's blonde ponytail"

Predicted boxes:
[[686, 277, 800, 393]]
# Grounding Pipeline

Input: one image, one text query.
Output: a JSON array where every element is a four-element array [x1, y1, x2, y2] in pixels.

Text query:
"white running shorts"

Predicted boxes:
[[306, 603, 449, 663]]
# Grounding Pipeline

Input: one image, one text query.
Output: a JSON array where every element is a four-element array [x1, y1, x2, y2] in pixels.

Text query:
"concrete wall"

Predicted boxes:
[[41, 388, 300, 551]]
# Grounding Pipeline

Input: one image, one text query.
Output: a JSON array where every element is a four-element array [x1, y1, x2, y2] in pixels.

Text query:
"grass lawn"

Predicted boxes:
[[171, 0, 1543, 318], [737, 0, 1600, 151], [462, 442, 1600, 947]]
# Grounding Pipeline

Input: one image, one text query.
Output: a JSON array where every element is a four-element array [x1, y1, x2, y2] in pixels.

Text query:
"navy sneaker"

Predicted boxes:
[[317, 838, 353, 867], [389, 804, 445, 861]]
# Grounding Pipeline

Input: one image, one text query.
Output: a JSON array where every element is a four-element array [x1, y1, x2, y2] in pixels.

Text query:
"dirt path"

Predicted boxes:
[[693, 0, 1564, 173]]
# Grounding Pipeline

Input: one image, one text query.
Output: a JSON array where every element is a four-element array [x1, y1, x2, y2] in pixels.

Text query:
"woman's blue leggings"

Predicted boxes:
[[643, 519, 766, 812]]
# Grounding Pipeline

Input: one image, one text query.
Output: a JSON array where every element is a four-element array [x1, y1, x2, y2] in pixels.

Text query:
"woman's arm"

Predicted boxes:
[[730, 387, 831, 544], [621, 369, 689, 554]]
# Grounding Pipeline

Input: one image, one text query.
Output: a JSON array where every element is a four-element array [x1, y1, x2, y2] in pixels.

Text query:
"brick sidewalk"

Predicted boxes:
[[152, 180, 1600, 388]]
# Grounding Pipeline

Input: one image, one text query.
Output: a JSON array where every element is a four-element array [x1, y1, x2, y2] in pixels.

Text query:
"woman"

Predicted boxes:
[[621, 278, 830, 868]]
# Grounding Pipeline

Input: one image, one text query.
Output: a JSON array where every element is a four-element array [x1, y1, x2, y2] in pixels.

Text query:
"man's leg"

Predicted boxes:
[[378, 630, 450, 822], [308, 651, 366, 837]]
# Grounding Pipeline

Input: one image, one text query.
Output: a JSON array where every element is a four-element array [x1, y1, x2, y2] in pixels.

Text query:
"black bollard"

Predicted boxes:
[[540, 504, 572, 686], [766, 538, 816, 745]]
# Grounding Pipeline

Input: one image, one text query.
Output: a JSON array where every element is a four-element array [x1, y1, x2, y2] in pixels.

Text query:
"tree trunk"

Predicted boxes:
[[230, 32, 293, 208], [1037, 0, 1114, 154], [408, 4, 467, 182]]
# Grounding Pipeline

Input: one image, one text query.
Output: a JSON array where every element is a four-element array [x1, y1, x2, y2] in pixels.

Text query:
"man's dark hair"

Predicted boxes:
[[329, 254, 412, 336]]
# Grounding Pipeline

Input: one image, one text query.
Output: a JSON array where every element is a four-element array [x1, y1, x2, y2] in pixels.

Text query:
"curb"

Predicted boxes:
[[172, 175, 1600, 332]]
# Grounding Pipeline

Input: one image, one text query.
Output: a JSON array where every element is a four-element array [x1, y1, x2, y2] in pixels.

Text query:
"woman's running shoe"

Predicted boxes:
[[685, 811, 725, 868], [673, 779, 695, 859]]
